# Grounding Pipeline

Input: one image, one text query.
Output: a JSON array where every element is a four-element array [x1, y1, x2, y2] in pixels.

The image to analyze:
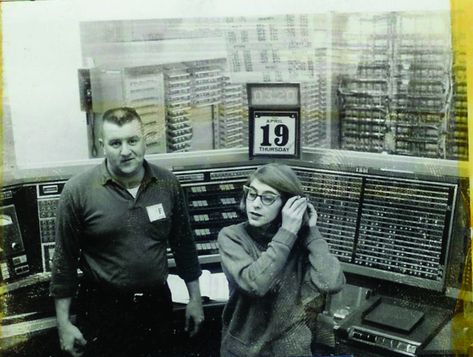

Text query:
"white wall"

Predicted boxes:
[[3, 0, 450, 169], [4, 1, 85, 169]]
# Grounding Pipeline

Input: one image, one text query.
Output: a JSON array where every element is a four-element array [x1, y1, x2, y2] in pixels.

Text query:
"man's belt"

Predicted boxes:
[[79, 278, 169, 303]]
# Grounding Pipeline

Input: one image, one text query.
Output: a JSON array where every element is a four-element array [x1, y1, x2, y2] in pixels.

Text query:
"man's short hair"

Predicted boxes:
[[102, 107, 142, 127]]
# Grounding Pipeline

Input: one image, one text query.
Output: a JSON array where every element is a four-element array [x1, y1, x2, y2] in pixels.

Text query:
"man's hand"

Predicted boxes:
[[185, 298, 204, 337], [58, 321, 87, 357], [55, 298, 87, 356]]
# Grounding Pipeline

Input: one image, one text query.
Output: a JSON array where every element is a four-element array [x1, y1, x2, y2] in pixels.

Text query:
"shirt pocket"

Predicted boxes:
[[147, 217, 172, 242]]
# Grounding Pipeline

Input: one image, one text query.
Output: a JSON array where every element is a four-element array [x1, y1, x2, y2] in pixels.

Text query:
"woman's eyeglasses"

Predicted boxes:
[[243, 185, 280, 206]]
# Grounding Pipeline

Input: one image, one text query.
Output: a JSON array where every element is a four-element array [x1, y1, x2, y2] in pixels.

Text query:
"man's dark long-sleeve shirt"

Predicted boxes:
[[50, 160, 201, 298]]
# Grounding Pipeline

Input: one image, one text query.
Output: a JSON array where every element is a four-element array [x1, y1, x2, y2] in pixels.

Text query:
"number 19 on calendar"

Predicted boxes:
[[253, 112, 298, 157]]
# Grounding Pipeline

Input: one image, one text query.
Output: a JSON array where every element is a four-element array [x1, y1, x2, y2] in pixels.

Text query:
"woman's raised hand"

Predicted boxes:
[[281, 196, 308, 235], [306, 203, 318, 227]]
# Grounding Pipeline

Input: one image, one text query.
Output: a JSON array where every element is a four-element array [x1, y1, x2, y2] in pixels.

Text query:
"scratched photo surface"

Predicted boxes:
[[2, 0, 472, 356]]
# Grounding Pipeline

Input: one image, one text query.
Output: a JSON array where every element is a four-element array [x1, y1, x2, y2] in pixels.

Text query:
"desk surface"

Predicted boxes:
[[420, 313, 472, 355]]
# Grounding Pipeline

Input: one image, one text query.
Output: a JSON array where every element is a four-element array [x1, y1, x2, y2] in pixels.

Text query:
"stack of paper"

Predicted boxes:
[[167, 270, 229, 304]]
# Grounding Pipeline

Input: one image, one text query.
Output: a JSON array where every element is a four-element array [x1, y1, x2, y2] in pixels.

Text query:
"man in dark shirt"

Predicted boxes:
[[50, 107, 204, 357]]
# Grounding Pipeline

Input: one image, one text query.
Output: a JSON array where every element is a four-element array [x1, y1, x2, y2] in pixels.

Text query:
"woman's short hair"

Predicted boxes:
[[239, 163, 304, 212]]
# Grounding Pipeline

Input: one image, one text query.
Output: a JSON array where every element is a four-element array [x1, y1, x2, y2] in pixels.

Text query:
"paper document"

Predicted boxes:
[[167, 270, 229, 304]]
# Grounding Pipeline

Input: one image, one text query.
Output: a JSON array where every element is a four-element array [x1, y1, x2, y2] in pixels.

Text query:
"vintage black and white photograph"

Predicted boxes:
[[2, 0, 472, 356]]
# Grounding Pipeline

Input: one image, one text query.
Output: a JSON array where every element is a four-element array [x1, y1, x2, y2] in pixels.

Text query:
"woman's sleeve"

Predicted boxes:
[[305, 226, 346, 294], [218, 226, 298, 297]]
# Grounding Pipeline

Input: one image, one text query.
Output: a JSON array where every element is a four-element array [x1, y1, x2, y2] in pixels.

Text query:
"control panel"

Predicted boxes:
[[347, 326, 420, 356], [295, 167, 362, 262], [356, 178, 452, 281], [0, 188, 30, 282], [292, 165, 457, 291], [36, 182, 65, 272], [175, 165, 258, 260]]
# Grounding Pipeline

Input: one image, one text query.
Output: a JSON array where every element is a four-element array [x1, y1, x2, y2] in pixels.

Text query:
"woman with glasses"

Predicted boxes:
[[218, 163, 345, 357]]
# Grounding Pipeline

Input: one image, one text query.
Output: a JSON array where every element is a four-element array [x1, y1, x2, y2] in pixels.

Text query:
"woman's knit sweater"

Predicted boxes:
[[218, 222, 345, 357]]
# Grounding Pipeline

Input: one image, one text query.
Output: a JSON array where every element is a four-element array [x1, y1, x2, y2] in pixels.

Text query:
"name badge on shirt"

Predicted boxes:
[[146, 203, 166, 222]]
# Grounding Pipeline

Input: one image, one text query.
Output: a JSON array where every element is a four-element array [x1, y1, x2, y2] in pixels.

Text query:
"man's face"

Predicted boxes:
[[100, 119, 146, 179]]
